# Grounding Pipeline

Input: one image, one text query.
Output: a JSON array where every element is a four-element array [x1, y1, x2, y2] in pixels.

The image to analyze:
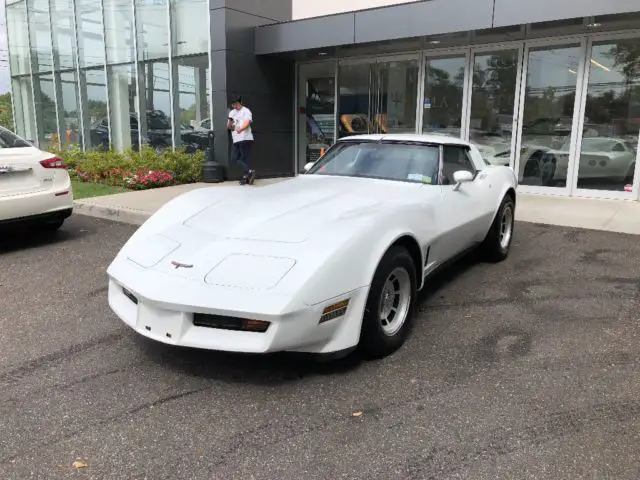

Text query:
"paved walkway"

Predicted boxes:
[[73, 179, 640, 235]]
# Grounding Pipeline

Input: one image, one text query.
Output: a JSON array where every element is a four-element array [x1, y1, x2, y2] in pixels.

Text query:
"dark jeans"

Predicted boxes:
[[230, 140, 253, 174]]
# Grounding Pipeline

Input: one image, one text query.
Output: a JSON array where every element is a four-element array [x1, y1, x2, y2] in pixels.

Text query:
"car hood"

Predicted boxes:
[[181, 175, 424, 243], [113, 176, 430, 294]]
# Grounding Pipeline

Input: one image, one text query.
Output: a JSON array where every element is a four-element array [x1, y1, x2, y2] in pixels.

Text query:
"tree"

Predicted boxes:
[[0, 93, 14, 130]]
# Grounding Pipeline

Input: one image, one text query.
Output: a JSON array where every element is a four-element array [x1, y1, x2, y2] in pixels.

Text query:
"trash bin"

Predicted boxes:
[[202, 130, 226, 183]]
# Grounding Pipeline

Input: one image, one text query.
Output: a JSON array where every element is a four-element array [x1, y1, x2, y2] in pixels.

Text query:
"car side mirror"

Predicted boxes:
[[303, 162, 315, 173], [452, 170, 474, 191]]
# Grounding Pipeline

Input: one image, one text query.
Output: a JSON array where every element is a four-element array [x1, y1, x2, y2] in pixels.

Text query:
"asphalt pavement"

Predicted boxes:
[[1, 214, 639, 479]]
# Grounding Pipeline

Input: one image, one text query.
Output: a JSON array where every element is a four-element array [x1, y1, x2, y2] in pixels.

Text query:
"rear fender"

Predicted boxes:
[[484, 167, 517, 234]]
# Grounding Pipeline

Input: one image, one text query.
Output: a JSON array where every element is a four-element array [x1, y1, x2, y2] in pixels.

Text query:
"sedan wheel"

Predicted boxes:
[[360, 246, 417, 359]]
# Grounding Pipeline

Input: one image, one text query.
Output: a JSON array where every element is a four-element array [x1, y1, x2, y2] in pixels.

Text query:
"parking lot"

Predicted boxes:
[[1, 214, 639, 479]]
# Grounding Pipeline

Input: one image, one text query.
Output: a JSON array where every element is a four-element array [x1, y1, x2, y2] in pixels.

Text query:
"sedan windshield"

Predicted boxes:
[[307, 141, 439, 184]]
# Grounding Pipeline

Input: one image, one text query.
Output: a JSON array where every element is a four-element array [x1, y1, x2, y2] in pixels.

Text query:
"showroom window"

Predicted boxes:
[[33, 73, 59, 149], [136, 0, 169, 61], [103, 0, 135, 65], [8, 0, 211, 153], [576, 38, 640, 193], [107, 63, 138, 151], [6, 0, 30, 77], [27, 0, 54, 75], [138, 60, 173, 150], [76, 0, 106, 68]]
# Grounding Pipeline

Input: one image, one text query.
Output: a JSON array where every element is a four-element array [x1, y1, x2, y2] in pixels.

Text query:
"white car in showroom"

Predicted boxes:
[[107, 134, 517, 359], [0, 127, 73, 231]]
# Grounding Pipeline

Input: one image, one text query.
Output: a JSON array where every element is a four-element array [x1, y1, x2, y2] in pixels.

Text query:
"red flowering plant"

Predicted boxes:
[[125, 170, 175, 190]]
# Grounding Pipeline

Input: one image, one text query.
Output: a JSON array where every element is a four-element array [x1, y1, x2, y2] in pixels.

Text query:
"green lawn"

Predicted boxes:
[[72, 181, 128, 200]]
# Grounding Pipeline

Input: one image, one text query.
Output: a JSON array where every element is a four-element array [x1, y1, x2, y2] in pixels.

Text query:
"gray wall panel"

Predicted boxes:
[[210, 1, 295, 178], [224, 51, 295, 177], [210, 8, 227, 52], [493, 0, 640, 27], [226, 8, 268, 54], [210, 0, 291, 22], [354, 0, 494, 44], [255, 14, 355, 55]]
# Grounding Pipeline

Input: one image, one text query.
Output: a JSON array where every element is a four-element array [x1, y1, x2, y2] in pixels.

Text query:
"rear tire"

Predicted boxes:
[[42, 219, 64, 232], [359, 246, 417, 359], [481, 195, 515, 262]]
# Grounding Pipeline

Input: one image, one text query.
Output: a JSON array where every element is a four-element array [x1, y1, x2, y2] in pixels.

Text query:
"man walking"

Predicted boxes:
[[227, 96, 255, 185]]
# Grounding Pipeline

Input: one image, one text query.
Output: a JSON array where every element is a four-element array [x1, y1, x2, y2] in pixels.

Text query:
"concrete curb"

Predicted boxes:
[[73, 200, 152, 226]]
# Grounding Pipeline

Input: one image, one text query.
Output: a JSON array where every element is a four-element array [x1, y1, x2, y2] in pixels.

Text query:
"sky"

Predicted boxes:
[[0, 0, 9, 94]]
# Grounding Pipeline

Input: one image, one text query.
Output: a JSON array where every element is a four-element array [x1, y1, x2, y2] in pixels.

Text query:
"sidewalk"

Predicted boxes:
[[72, 178, 286, 225], [73, 179, 640, 235]]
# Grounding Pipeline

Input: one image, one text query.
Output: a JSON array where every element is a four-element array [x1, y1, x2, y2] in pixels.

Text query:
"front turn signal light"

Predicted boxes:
[[320, 299, 350, 324]]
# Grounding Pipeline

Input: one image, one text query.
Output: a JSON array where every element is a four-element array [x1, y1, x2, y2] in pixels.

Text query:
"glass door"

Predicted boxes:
[[338, 60, 375, 139], [338, 56, 419, 139], [515, 42, 584, 194], [373, 57, 420, 134], [420, 53, 469, 138], [572, 36, 640, 199], [467, 46, 522, 169], [297, 61, 337, 172]]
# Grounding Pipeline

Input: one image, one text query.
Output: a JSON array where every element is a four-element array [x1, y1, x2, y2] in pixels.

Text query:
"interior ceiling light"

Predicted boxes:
[[318, 51, 328, 56], [586, 22, 602, 28], [428, 40, 441, 44], [590, 58, 611, 72]]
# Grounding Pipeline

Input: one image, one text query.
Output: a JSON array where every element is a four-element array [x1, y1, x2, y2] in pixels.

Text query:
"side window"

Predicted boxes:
[[441, 146, 476, 185], [613, 143, 625, 153], [202, 119, 211, 129]]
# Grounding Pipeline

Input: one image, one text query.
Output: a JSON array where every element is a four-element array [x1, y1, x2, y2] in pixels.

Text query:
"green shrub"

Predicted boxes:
[[55, 144, 204, 190]]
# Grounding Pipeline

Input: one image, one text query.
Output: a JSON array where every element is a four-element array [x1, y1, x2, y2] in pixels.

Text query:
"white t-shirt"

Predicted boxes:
[[229, 106, 254, 143]]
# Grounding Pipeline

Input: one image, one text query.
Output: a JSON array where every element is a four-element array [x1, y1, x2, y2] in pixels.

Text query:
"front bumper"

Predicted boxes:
[[108, 274, 369, 355]]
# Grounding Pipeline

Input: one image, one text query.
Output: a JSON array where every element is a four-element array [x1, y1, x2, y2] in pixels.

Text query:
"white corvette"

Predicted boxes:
[[107, 134, 517, 359], [0, 127, 73, 231]]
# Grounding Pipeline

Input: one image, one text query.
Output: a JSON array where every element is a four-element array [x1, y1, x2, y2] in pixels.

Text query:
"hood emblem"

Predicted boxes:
[[171, 260, 193, 269]]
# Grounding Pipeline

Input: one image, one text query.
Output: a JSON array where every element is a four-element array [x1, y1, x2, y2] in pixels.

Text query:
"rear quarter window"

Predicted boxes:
[[0, 127, 32, 148]]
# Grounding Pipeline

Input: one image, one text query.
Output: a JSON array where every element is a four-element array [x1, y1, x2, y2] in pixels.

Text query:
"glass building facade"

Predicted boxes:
[[5, 0, 211, 152], [288, 14, 640, 200], [7, 0, 640, 192]]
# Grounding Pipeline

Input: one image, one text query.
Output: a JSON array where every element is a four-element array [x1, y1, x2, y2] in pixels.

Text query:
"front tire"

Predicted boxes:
[[359, 246, 417, 359], [481, 195, 515, 262]]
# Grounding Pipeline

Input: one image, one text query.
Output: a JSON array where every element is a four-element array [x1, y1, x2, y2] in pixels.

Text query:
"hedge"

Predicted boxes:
[[55, 145, 205, 190]]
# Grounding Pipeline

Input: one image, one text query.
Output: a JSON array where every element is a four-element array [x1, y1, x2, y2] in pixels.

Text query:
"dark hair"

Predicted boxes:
[[231, 96, 242, 105]]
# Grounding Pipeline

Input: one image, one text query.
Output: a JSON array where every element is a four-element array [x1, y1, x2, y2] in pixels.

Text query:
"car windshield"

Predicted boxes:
[[0, 127, 32, 148], [307, 141, 440, 184], [147, 111, 171, 130]]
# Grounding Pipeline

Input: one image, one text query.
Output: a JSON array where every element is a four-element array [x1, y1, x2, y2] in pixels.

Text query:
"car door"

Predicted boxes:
[[434, 145, 495, 261]]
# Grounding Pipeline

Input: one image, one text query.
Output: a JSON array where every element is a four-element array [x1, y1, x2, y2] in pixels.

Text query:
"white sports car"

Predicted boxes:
[[0, 126, 73, 231], [107, 134, 517, 359]]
